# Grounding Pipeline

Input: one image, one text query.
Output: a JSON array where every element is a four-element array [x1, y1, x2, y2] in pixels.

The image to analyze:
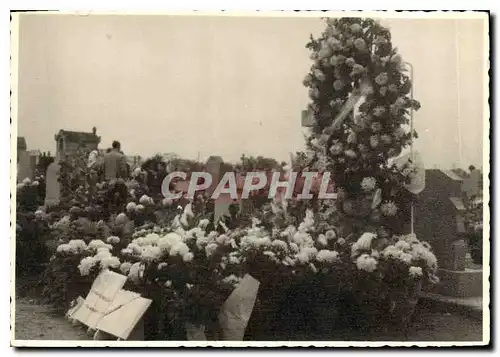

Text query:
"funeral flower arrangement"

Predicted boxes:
[[301, 17, 421, 236], [24, 17, 443, 340]]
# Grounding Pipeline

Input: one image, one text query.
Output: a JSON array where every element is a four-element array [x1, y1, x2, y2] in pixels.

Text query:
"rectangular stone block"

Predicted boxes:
[[435, 268, 483, 298]]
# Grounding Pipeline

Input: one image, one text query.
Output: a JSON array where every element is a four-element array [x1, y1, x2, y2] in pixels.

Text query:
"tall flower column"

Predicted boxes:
[[302, 17, 421, 236]]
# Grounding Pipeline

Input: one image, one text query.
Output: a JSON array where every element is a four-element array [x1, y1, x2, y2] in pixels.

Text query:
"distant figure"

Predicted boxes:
[[104, 141, 127, 180]]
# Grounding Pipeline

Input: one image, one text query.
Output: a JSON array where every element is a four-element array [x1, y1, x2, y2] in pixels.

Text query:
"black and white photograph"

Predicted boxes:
[[10, 11, 490, 347]]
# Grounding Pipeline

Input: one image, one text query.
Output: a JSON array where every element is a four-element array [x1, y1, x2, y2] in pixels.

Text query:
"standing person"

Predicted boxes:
[[104, 141, 127, 180], [87, 149, 100, 199]]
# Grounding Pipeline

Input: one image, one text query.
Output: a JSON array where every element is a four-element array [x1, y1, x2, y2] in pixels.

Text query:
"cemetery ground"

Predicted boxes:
[[14, 275, 483, 342]]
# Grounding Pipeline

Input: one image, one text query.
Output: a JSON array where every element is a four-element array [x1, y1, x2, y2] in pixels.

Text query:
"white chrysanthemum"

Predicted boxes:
[[141, 245, 161, 261], [395, 240, 411, 251], [183, 252, 194, 262], [144, 233, 160, 246], [316, 249, 339, 263], [263, 250, 276, 258], [361, 177, 377, 191], [402, 233, 419, 244], [87, 239, 112, 251], [158, 233, 183, 252], [78, 256, 97, 276], [34, 209, 44, 218], [115, 213, 129, 225], [292, 232, 309, 246], [410, 244, 438, 271], [337, 237, 346, 245], [101, 256, 120, 270], [381, 245, 400, 260], [126, 202, 137, 213], [135, 204, 145, 213], [170, 242, 190, 257], [128, 262, 143, 284], [216, 234, 229, 245], [106, 236, 120, 245], [289, 242, 300, 254], [345, 150, 357, 158], [352, 232, 377, 254], [371, 250, 380, 259], [229, 255, 240, 265], [356, 254, 378, 272], [205, 243, 218, 257], [325, 230, 336, 240], [22, 177, 31, 185], [56, 244, 72, 253], [409, 266, 423, 278], [126, 242, 142, 255], [381, 201, 398, 216], [119, 262, 133, 275], [296, 252, 310, 264], [94, 249, 112, 263], [68, 240, 87, 253], [302, 247, 318, 259], [271, 239, 288, 252], [139, 195, 152, 205], [32, 180, 39, 186], [399, 252, 413, 264]]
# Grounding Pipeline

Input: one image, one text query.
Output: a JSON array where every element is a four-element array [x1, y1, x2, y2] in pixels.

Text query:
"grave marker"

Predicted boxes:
[[44, 161, 61, 206], [414, 169, 482, 297]]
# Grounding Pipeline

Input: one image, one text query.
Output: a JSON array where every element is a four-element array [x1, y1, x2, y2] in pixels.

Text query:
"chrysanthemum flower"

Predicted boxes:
[[361, 177, 377, 191], [119, 262, 132, 275], [78, 257, 97, 276], [381, 201, 398, 216], [106, 236, 120, 245], [355, 254, 378, 272], [409, 266, 423, 278], [126, 202, 137, 213], [316, 249, 339, 263]]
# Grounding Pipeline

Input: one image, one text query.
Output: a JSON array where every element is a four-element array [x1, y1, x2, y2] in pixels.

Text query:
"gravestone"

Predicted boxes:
[[206, 156, 232, 223], [44, 161, 61, 206], [414, 169, 482, 297]]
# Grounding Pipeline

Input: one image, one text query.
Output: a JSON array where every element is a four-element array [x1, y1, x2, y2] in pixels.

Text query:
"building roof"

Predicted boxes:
[[17, 137, 27, 150], [55, 129, 100, 144]]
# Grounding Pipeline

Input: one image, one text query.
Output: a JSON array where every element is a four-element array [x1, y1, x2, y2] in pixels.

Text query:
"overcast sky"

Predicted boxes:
[[15, 14, 487, 169]]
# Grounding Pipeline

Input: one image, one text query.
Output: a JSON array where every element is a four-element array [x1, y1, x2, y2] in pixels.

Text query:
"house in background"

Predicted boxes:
[[17, 137, 40, 182], [54, 127, 101, 161]]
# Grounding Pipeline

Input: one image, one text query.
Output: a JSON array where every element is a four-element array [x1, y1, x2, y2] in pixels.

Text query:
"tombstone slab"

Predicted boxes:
[[44, 161, 61, 206], [414, 169, 482, 297]]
